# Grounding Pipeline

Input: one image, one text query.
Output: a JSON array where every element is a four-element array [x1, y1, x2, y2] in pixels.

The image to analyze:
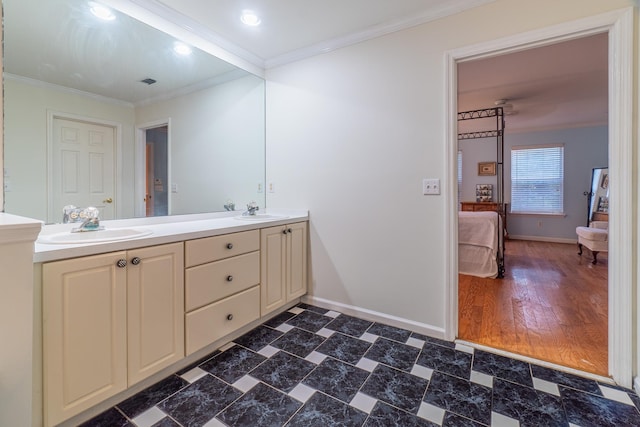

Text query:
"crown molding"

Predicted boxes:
[[264, 0, 497, 68]]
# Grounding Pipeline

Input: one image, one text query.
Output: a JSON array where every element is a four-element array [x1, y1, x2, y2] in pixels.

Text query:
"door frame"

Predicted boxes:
[[135, 119, 171, 217], [46, 111, 122, 223], [444, 8, 633, 387]]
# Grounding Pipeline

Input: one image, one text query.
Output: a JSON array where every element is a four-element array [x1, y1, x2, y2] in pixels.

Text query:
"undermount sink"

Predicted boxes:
[[234, 214, 289, 221], [38, 228, 153, 245]]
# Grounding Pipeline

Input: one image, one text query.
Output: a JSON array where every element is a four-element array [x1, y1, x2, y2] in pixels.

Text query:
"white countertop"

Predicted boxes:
[[34, 209, 308, 263]]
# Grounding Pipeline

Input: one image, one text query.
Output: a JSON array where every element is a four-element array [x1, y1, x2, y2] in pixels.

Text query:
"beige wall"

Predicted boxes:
[[265, 0, 636, 359]]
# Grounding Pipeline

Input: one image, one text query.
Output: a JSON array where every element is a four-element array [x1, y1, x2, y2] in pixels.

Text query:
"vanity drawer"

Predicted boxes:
[[185, 251, 260, 311], [185, 230, 259, 267], [185, 285, 260, 355]]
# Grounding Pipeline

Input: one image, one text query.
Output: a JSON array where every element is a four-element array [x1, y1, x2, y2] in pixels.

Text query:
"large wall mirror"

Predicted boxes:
[[3, 0, 266, 223]]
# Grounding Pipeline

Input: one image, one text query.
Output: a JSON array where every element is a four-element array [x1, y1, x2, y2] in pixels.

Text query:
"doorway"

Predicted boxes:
[[455, 34, 609, 375], [144, 126, 169, 217], [136, 120, 170, 217], [445, 9, 633, 387]]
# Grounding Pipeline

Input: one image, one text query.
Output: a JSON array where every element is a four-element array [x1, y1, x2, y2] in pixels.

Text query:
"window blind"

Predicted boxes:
[[511, 144, 564, 214]]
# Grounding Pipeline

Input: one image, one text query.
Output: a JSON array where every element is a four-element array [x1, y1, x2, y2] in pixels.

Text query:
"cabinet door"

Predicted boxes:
[[127, 243, 184, 385], [260, 225, 287, 316], [287, 222, 308, 301], [43, 252, 128, 427]]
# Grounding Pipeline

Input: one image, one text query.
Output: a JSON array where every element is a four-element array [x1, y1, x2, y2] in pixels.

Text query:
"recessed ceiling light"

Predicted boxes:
[[241, 10, 261, 26], [89, 2, 116, 21], [173, 42, 192, 56]]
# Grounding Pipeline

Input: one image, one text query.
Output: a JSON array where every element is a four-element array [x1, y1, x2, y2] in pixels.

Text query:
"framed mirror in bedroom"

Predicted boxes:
[[587, 167, 609, 224]]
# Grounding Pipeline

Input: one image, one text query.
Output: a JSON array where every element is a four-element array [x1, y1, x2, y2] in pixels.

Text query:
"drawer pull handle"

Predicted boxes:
[[226, 243, 233, 249], [116, 259, 127, 268], [226, 275, 233, 282], [131, 257, 141, 265], [227, 314, 234, 321]]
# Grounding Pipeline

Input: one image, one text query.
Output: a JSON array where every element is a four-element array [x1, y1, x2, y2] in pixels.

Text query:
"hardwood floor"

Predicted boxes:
[[458, 239, 608, 376]]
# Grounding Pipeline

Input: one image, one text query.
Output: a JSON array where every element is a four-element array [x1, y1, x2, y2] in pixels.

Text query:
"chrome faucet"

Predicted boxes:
[[71, 207, 102, 232], [242, 201, 259, 216]]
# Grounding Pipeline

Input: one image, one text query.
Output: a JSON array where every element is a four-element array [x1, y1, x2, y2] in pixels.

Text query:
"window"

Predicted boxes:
[[511, 144, 564, 214]]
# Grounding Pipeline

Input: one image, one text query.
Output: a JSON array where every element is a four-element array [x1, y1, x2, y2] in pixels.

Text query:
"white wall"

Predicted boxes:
[[460, 125, 608, 240], [136, 75, 265, 215], [3, 78, 136, 221], [265, 0, 634, 334]]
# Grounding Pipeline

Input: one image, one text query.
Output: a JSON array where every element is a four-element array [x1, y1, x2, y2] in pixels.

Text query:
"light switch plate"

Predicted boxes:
[[422, 178, 440, 195]]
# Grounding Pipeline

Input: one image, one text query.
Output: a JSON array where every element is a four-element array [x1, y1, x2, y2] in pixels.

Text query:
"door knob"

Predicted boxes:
[[103, 197, 113, 203]]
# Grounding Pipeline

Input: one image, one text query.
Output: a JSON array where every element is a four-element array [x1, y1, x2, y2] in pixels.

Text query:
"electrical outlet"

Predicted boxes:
[[257, 182, 263, 193], [422, 178, 440, 195]]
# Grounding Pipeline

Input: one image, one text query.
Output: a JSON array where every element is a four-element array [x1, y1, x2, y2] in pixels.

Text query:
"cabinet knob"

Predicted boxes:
[[131, 257, 141, 265], [116, 259, 127, 268], [288, 228, 292, 234], [226, 314, 234, 321], [226, 243, 233, 249], [226, 275, 233, 282], [282, 229, 287, 235]]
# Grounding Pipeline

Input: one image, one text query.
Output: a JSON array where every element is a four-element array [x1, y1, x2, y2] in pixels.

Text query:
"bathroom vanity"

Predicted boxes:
[[34, 211, 308, 426]]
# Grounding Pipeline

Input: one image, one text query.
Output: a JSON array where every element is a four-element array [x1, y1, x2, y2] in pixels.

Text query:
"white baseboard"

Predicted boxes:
[[509, 235, 577, 244], [301, 295, 446, 340], [634, 377, 640, 396]]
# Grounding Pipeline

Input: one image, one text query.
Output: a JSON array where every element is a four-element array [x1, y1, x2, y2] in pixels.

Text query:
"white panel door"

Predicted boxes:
[[51, 117, 116, 222]]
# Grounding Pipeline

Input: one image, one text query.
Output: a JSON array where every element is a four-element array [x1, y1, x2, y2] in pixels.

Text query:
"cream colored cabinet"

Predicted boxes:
[[261, 222, 308, 316], [185, 230, 261, 355], [42, 243, 184, 427]]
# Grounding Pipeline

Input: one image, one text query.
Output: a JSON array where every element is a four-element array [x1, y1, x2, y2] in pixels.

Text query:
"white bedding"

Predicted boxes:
[[458, 211, 501, 278]]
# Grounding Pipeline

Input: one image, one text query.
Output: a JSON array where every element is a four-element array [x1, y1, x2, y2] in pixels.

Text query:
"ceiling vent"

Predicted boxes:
[[140, 78, 157, 85]]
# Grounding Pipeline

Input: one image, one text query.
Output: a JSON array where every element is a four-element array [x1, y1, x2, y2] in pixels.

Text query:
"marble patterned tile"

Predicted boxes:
[[302, 357, 371, 403], [263, 310, 297, 328], [116, 375, 188, 418], [285, 310, 334, 332], [360, 364, 429, 413], [442, 412, 488, 427], [561, 386, 640, 426], [416, 342, 472, 380], [366, 322, 412, 343], [216, 382, 302, 426], [364, 337, 420, 372], [175, 350, 220, 376], [285, 391, 368, 427], [363, 401, 438, 427], [296, 303, 329, 314], [422, 335, 456, 349], [471, 350, 533, 387], [78, 407, 134, 427], [199, 345, 266, 384], [158, 374, 242, 427], [531, 364, 601, 395], [492, 378, 567, 426], [315, 332, 372, 365], [233, 325, 284, 351], [150, 417, 180, 427], [271, 327, 326, 357], [423, 371, 492, 426], [325, 314, 374, 337], [249, 351, 316, 393]]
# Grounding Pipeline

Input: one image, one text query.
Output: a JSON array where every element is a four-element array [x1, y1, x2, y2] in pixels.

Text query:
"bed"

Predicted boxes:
[[458, 211, 504, 278]]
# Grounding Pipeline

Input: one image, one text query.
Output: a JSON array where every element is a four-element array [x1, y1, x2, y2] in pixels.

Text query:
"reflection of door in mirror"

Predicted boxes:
[[145, 126, 169, 217], [50, 116, 116, 223], [588, 167, 608, 224]]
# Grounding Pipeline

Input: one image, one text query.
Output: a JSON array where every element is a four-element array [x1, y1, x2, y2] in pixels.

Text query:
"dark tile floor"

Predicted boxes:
[[80, 303, 640, 427]]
